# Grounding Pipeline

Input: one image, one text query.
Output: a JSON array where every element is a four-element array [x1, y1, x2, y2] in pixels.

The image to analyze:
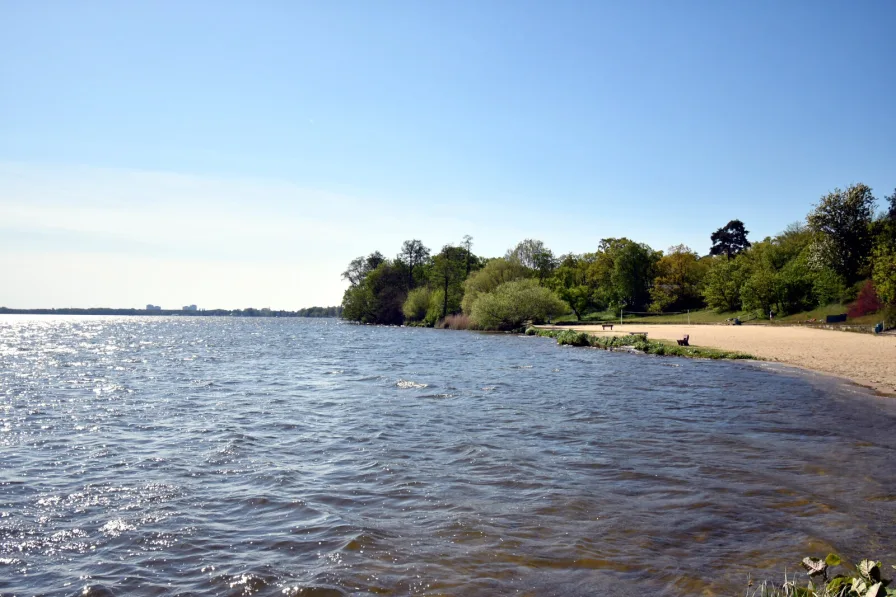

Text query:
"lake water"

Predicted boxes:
[[1, 316, 895, 596]]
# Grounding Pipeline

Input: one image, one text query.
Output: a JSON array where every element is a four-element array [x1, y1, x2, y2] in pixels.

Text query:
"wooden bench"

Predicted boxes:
[[677, 334, 689, 346], [601, 324, 613, 330], [629, 331, 648, 339]]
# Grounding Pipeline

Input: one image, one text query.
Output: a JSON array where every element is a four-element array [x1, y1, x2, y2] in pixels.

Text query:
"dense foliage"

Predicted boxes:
[[341, 182, 896, 330], [469, 279, 568, 330]]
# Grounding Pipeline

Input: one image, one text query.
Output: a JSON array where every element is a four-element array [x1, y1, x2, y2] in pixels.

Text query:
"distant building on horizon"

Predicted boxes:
[[182, 304, 198, 311], [146, 304, 162, 311]]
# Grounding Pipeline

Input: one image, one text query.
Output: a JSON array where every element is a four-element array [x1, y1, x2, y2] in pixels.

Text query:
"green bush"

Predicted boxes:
[[402, 287, 432, 322], [470, 279, 569, 330], [555, 330, 591, 346]]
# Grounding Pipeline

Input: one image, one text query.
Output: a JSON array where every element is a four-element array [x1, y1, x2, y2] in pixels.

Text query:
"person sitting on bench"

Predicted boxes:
[[677, 334, 689, 346]]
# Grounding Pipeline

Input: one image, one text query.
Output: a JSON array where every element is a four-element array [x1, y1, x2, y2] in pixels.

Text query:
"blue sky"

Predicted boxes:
[[2, 1, 895, 309]]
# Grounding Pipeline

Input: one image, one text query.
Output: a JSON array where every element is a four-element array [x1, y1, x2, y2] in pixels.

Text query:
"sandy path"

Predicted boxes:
[[547, 324, 896, 396]]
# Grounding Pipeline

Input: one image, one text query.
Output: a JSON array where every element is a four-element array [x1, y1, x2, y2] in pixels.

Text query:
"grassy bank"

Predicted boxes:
[[528, 328, 754, 360], [553, 305, 889, 327], [552, 309, 761, 325]]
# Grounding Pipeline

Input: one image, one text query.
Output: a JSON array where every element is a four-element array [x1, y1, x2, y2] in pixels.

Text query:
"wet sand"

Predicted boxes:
[[548, 324, 896, 396]]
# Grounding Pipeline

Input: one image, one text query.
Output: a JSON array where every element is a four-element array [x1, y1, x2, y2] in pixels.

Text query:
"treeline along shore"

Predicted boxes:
[[0, 306, 343, 317], [342, 183, 896, 332]]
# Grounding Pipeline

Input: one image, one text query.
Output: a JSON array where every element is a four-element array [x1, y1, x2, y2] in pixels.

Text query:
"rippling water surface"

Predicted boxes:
[[1, 316, 895, 596]]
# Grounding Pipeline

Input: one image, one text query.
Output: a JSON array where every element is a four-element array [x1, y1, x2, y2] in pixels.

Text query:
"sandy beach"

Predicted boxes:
[[550, 324, 896, 396]]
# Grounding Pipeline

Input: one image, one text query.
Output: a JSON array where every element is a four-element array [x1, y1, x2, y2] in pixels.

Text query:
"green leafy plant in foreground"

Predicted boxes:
[[747, 554, 896, 597]]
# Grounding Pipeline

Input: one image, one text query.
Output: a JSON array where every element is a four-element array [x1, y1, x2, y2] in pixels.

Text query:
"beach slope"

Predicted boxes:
[[553, 324, 896, 396]]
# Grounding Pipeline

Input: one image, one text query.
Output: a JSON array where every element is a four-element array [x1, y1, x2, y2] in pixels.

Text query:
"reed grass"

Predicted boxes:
[[438, 314, 476, 330]]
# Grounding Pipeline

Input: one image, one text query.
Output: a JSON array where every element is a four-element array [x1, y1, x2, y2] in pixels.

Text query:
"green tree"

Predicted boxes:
[[341, 251, 386, 287], [775, 254, 815, 313], [461, 258, 531, 314], [709, 220, 751, 259], [341, 256, 366, 287], [341, 260, 406, 324], [430, 245, 467, 319], [547, 253, 594, 320], [872, 242, 896, 306], [740, 267, 778, 314], [469, 279, 568, 330], [702, 256, 748, 312], [810, 267, 847, 306], [649, 245, 707, 312], [806, 183, 876, 283], [397, 240, 431, 290], [506, 238, 557, 281], [462, 235, 474, 278], [606, 238, 659, 312], [341, 280, 376, 322]]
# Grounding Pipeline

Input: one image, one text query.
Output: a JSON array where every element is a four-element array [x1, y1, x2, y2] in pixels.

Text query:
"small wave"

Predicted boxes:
[[72, 585, 117, 597], [419, 393, 455, 399], [349, 375, 383, 382], [396, 379, 428, 389], [228, 573, 269, 595], [281, 585, 346, 597], [101, 519, 136, 536]]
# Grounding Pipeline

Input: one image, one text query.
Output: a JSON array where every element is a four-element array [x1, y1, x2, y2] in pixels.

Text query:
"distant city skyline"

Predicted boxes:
[[2, 1, 895, 309]]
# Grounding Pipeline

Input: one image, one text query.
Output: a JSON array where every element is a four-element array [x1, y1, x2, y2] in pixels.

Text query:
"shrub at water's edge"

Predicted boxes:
[[530, 328, 754, 360], [469, 279, 569, 331], [745, 553, 895, 597]]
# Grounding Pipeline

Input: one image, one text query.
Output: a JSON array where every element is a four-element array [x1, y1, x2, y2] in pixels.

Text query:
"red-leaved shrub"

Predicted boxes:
[[847, 280, 882, 318]]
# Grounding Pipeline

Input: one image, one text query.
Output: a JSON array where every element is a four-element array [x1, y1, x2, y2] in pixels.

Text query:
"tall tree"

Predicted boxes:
[[341, 251, 386, 287], [462, 235, 474, 277], [341, 260, 407, 325], [702, 256, 748, 312], [365, 251, 385, 272], [710, 220, 751, 260], [609, 238, 659, 311], [886, 188, 896, 221], [397, 240, 431, 290], [649, 245, 707, 312], [506, 239, 556, 281], [548, 253, 594, 320], [341, 256, 367, 287], [430, 245, 467, 319], [806, 183, 876, 283]]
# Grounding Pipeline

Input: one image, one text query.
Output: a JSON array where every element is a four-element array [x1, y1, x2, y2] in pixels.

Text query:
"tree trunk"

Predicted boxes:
[[442, 276, 449, 319]]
